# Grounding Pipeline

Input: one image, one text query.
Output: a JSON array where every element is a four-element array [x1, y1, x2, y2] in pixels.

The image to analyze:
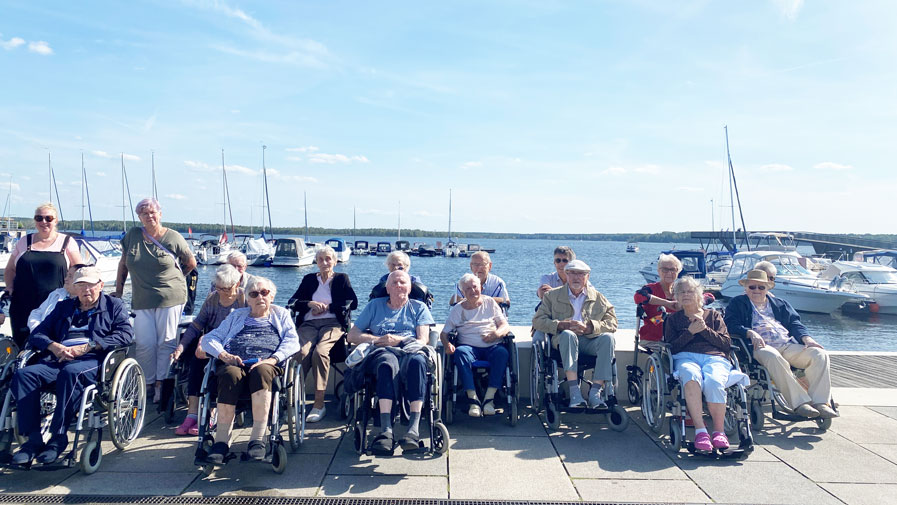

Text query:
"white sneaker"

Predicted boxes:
[[306, 406, 326, 423], [588, 386, 606, 409]]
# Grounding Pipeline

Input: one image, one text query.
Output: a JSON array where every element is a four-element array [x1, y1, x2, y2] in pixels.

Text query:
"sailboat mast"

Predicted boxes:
[[353, 206, 356, 244], [48, 154, 64, 226], [303, 192, 309, 243], [724, 126, 750, 251], [448, 189, 452, 240], [725, 127, 737, 248], [121, 155, 126, 234], [151, 151, 158, 201], [81, 153, 85, 234], [121, 154, 136, 225], [83, 158, 95, 237], [262, 145, 273, 238], [397, 201, 401, 242]]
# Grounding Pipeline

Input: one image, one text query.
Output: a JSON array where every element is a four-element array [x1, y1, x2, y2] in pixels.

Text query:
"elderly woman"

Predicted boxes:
[[378, 250, 422, 284], [171, 264, 247, 436], [226, 251, 254, 291], [201, 277, 300, 462], [4, 203, 82, 347], [115, 198, 196, 404], [440, 273, 510, 417], [664, 276, 733, 451], [289, 246, 358, 423], [348, 270, 434, 456], [634, 253, 682, 342], [724, 269, 837, 419], [536, 246, 576, 299]]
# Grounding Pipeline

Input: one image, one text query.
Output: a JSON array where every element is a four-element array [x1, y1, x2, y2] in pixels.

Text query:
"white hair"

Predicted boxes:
[[754, 261, 777, 278], [317, 245, 337, 262], [386, 250, 410, 269], [672, 276, 702, 304], [214, 264, 242, 288], [459, 273, 481, 290], [657, 253, 682, 271], [226, 250, 247, 266], [247, 276, 276, 297]]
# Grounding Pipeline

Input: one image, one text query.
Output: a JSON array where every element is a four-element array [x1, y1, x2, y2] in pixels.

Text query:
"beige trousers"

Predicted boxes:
[[296, 318, 344, 391], [754, 342, 831, 407]]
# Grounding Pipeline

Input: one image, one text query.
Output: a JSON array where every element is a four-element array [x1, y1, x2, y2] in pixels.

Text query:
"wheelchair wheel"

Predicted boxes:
[[529, 341, 544, 414], [627, 377, 641, 406], [669, 419, 683, 453], [335, 380, 349, 420], [641, 356, 665, 432], [108, 358, 147, 450], [815, 416, 832, 431], [749, 400, 765, 432], [608, 405, 629, 432], [546, 402, 561, 430], [272, 443, 288, 474], [724, 393, 739, 436], [509, 397, 518, 427], [287, 361, 305, 452], [353, 424, 364, 455], [432, 421, 450, 454], [79, 439, 102, 474]]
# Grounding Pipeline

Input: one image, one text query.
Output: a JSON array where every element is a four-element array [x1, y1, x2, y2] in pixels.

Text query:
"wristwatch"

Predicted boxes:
[[88, 339, 102, 352]]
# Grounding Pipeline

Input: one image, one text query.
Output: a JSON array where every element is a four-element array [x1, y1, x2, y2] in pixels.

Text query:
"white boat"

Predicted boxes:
[[271, 237, 315, 267], [352, 240, 370, 256], [323, 238, 351, 263], [235, 234, 274, 266], [819, 261, 897, 315], [626, 242, 639, 253], [195, 234, 232, 265], [444, 240, 461, 258], [75, 237, 125, 286], [375, 241, 392, 257], [639, 250, 708, 284], [855, 249, 897, 270], [719, 250, 868, 313], [705, 250, 734, 288]]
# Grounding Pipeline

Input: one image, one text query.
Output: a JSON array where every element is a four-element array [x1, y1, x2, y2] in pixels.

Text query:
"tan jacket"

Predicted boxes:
[[533, 285, 617, 348]]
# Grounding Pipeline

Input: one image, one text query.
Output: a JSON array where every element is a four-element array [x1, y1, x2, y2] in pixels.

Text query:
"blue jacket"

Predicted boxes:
[[29, 292, 134, 354], [723, 294, 809, 343]]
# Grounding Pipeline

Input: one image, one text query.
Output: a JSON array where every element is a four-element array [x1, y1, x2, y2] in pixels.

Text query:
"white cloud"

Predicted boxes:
[[1, 36, 25, 50], [461, 161, 482, 170], [308, 153, 369, 164], [95, 171, 107, 177], [184, 160, 213, 171], [814, 161, 854, 171], [184, 160, 256, 175], [0, 181, 21, 191], [601, 166, 626, 176], [633, 164, 661, 174], [166, 193, 187, 200], [285, 156, 303, 162], [28, 40, 53, 55], [772, 0, 804, 20], [760, 163, 794, 172], [92, 150, 140, 161], [676, 186, 704, 192], [414, 210, 439, 217], [227, 164, 257, 175], [286, 146, 319, 153], [267, 168, 317, 183], [705, 160, 726, 170]]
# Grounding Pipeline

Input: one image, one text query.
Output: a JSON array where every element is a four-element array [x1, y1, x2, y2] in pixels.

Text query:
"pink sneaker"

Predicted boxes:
[[175, 416, 197, 436], [711, 432, 729, 450], [694, 431, 712, 452]]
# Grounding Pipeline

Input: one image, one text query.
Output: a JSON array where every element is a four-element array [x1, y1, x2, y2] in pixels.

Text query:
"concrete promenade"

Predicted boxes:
[[1, 327, 896, 504]]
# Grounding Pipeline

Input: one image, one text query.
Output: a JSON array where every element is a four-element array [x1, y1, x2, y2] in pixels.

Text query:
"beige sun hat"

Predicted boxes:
[[738, 269, 775, 289]]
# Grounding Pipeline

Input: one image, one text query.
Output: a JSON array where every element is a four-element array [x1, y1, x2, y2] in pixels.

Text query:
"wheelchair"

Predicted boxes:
[[193, 356, 304, 475], [640, 340, 754, 458], [347, 344, 449, 456], [530, 332, 629, 431], [730, 334, 837, 432], [0, 341, 147, 474], [159, 315, 196, 424], [440, 331, 520, 426]]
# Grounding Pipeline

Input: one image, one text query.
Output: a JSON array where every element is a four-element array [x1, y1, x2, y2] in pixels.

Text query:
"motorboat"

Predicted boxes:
[[352, 240, 370, 256], [324, 238, 351, 263], [234, 234, 274, 266], [626, 242, 639, 253], [375, 242, 392, 256], [639, 250, 708, 284], [719, 250, 868, 313], [75, 236, 125, 286], [705, 250, 734, 288], [194, 234, 232, 265], [417, 243, 437, 257], [459, 243, 480, 258], [444, 240, 461, 258], [395, 240, 411, 252], [271, 237, 315, 267], [819, 261, 897, 315], [747, 232, 798, 251], [855, 249, 897, 270]]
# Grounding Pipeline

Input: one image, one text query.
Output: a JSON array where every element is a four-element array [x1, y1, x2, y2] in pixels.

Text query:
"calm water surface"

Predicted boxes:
[[170, 236, 897, 352]]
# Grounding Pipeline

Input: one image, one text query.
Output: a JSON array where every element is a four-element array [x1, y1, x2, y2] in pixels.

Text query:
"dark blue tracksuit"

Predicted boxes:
[[12, 292, 133, 449]]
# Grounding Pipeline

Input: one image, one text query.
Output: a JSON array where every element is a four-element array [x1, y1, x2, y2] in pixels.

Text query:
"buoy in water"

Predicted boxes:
[[869, 302, 880, 313]]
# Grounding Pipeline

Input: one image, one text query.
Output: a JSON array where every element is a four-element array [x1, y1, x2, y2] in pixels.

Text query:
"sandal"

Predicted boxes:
[[370, 431, 395, 456], [482, 400, 496, 416], [206, 442, 229, 464], [400, 432, 422, 453], [247, 440, 266, 460]]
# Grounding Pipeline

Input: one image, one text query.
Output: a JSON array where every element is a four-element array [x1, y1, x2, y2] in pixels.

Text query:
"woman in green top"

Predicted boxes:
[[114, 198, 197, 403]]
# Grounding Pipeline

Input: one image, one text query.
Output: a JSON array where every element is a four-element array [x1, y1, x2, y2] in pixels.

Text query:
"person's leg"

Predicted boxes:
[[753, 345, 814, 412], [39, 358, 98, 462], [154, 304, 184, 402], [779, 343, 832, 407], [482, 344, 509, 415], [557, 330, 585, 406], [133, 309, 158, 390], [402, 354, 427, 443], [700, 356, 731, 436], [674, 357, 706, 430], [11, 362, 58, 451], [295, 320, 319, 382], [214, 365, 246, 447], [374, 357, 398, 434], [247, 363, 279, 457], [310, 322, 343, 409], [581, 333, 614, 406]]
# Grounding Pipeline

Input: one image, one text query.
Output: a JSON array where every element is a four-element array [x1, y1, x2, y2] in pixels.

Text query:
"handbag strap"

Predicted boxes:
[[142, 227, 182, 274]]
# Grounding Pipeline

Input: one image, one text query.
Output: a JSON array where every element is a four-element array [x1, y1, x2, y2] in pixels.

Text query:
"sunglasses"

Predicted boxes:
[[747, 285, 768, 291], [554, 258, 570, 264], [34, 215, 56, 223], [249, 289, 271, 298]]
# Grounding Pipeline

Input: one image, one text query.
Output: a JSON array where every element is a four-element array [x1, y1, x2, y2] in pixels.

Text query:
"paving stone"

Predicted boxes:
[[184, 452, 331, 496], [574, 478, 710, 503], [320, 475, 448, 498], [99, 438, 203, 473], [762, 431, 897, 484], [443, 409, 547, 437], [830, 406, 897, 444], [869, 406, 897, 421], [46, 471, 198, 496], [0, 466, 78, 494], [682, 461, 843, 505], [301, 415, 350, 454], [821, 483, 897, 505], [859, 444, 897, 466], [327, 430, 447, 476], [449, 435, 579, 501]]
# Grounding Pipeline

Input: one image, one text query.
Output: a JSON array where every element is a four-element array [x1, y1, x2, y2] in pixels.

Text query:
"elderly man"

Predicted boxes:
[[533, 259, 617, 408], [348, 270, 434, 455], [10, 266, 133, 466], [450, 251, 509, 307]]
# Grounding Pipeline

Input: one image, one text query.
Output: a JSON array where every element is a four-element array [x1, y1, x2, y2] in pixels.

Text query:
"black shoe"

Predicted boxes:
[[11, 447, 37, 466], [371, 431, 394, 456], [36, 447, 61, 465], [400, 432, 422, 453], [247, 440, 266, 460], [206, 442, 229, 464]]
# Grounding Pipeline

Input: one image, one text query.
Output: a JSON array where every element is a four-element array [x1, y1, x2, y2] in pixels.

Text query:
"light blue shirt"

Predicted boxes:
[[353, 298, 434, 338], [455, 273, 509, 300]]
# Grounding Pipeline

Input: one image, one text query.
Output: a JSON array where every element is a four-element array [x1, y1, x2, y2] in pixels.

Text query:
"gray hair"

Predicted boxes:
[[226, 250, 247, 266], [754, 261, 777, 278], [657, 253, 682, 272], [247, 276, 276, 297], [471, 250, 491, 264], [386, 269, 410, 285], [459, 273, 481, 290], [135, 197, 161, 215], [214, 264, 242, 288], [672, 276, 702, 303], [553, 246, 575, 261], [317, 245, 337, 262], [385, 250, 411, 269]]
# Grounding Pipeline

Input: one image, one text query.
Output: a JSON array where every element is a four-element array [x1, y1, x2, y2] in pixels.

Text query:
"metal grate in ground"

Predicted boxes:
[[830, 354, 897, 388], [0, 497, 651, 505]]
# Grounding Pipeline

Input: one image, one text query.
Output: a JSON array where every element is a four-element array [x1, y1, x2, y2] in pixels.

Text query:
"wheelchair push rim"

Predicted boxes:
[[108, 358, 147, 450]]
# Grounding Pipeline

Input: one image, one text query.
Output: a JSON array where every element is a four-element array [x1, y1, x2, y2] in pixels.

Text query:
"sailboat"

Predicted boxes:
[[444, 189, 460, 258], [195, 150, 234, 265], [271, 190, 315, 267], [238, 145, 275, 266]]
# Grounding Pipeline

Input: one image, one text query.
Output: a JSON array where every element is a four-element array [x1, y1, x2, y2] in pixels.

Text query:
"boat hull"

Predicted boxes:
[[720, 279, 867, 314]]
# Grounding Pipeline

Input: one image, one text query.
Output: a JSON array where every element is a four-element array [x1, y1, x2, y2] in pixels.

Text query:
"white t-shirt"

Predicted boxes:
[[443, 297, 508, 348], [305, 274, 336, 321]]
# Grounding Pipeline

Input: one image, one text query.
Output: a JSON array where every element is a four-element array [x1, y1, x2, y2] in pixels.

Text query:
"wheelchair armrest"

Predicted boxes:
[[100, 345, 133, 384]]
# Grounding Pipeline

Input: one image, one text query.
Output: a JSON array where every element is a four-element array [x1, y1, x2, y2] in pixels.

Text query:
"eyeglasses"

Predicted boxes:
[[768, 276, 776, 281], [747, 285, 768, 291], [470, 262, 489, 268], [566, 271, 588, 277], [216, 285, 236, 292], [34, 215, 55, 223], [249, 289, 271, 298], [659, 267, 678, 273], [554, 258, 569, 264]]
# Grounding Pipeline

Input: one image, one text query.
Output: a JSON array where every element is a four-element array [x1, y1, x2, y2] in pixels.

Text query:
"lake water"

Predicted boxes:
[[178, 236, 897, 352]]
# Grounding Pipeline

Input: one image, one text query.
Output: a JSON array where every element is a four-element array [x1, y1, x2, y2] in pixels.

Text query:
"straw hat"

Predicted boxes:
[[738, 269, 775, 289]]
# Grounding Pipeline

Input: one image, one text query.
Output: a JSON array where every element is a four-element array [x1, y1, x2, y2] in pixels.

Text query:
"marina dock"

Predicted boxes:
[[1, 326, 895, 505]]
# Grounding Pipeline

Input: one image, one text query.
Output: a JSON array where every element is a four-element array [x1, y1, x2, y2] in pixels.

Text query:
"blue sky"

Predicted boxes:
[[1, 0, 895, 234]]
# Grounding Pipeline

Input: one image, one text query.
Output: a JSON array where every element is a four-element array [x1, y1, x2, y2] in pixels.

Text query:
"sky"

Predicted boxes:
[[1, 0, 896, 235]]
